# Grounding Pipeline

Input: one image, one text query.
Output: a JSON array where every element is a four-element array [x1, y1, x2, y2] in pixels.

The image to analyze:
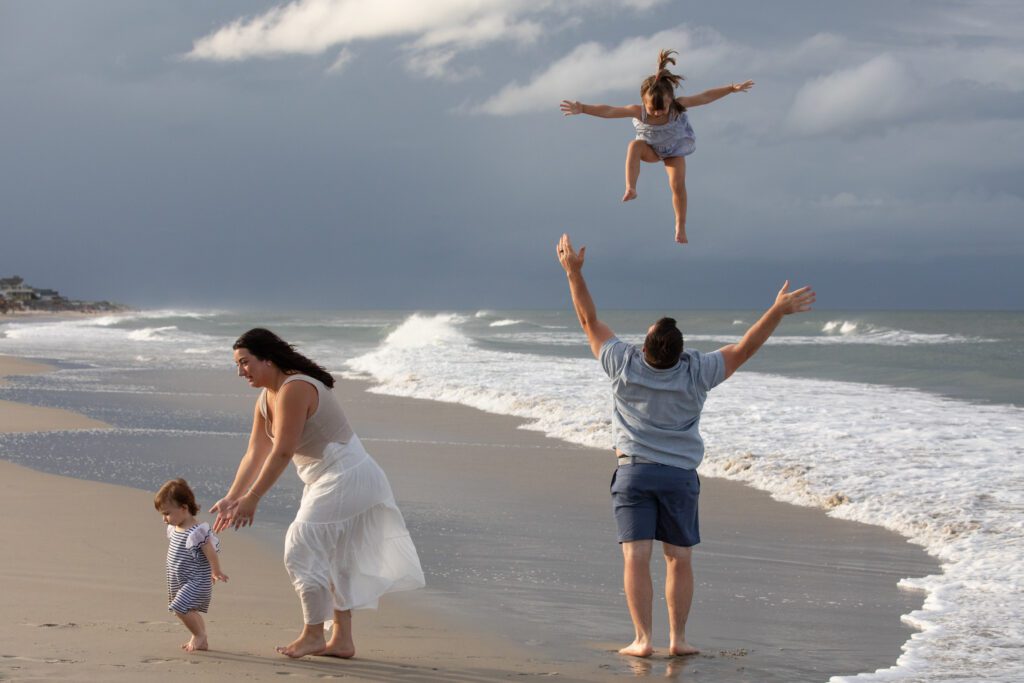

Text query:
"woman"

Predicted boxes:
[[211, 328, 424, 658]]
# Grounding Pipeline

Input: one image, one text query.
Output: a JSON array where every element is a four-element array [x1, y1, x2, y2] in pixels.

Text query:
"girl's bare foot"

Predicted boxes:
[[618, 639, 654, 657], [182, 634, 208, 652], [320, 632, 355, 659], [675, 224, 688, 244], [669, 640, 700, 656], [622, 187, 637, 202], [276, 631, 326, 659]]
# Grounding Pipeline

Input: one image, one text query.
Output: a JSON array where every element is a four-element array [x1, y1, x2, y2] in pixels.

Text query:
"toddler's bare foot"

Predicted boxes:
[[622, 187, 637, 202], [276, 632, 326, 659], [618, 639, 654, 657], [669, 640, 700, 656], [319, 633, 355, 659], [182, 634, 208, 652], [675, 224, 688, 244]]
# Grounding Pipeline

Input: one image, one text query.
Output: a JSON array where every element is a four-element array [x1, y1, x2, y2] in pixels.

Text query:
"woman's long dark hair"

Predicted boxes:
[[233, 328, 336, 388]]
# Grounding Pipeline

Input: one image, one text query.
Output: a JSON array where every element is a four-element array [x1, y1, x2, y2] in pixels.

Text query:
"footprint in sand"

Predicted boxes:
[[1, 654, 80, 664]]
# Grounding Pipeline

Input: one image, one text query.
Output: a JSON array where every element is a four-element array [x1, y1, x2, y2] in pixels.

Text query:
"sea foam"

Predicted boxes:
[[346, 313, 1024, 683]]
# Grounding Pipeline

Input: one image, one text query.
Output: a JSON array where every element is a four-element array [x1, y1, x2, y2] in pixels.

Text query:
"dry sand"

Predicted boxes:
[[0, 355, 939, 681]]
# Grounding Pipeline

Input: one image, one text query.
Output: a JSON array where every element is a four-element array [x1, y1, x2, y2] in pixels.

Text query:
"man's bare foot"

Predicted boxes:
[[276, 632, 326, 659], [669, 641, 700, 656], [622, 187, 637, 202], [319, 633, 355, 659], [182, 634, 208, 652], [675, 225, 688, 244], [618, 640, 654, 657]]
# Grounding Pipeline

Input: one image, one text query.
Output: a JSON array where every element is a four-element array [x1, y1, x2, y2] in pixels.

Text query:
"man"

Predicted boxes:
[[556, 233, 815, 658]]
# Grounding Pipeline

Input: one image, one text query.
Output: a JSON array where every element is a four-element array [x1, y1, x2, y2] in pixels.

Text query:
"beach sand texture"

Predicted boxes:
[[0, 355, 938, 681]]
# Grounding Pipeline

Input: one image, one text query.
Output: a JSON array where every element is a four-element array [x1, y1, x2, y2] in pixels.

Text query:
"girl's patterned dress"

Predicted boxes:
[[165, 522, 219, 614], [632, 106, 696, 159]]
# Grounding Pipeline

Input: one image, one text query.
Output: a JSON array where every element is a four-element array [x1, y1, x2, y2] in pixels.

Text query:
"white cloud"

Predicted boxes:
[[405, 49, 481, 82], [472, 25, 732, 116], [786, 54, 918, 135], [325, 47, 354, 74], [185, 0, 660, 80], [411, 15, 543, 50]]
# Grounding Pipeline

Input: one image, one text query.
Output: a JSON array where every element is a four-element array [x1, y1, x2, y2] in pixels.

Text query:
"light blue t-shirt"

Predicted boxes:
[[600, 337, 725, 470]]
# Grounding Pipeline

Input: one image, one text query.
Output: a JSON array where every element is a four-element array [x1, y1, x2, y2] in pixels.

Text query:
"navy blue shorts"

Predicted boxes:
[[610, 463, 700, 547]]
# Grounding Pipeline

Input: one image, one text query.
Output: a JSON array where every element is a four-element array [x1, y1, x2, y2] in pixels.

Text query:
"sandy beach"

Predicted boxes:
[[0, 354, 939, 682]]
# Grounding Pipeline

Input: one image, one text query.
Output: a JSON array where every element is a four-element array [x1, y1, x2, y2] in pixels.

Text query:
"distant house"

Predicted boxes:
[[0, 277, 33, 307], [0, 274, 125, 314]]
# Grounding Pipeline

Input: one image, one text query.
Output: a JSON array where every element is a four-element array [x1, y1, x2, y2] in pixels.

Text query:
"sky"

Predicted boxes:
[[2, 0, 1022, 310]]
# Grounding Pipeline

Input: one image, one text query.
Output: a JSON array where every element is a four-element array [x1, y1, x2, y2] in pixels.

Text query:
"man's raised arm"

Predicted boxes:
[[718, 280, 815, 379], [557, 233, 615, 359]]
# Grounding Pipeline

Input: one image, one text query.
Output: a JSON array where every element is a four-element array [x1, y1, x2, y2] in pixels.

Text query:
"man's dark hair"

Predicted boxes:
[[644, 317, 683, 369]]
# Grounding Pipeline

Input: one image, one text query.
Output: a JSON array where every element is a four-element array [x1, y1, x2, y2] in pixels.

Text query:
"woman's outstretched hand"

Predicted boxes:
[[232, 493, 259, 530], [210, 496, 239, 533]]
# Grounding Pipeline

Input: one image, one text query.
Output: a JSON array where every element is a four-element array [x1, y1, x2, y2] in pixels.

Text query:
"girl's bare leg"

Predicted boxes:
[[175, 610, 208, 652], [321, 609, 355, 658], [624, 140, 659, 202], [276, 622, 326, 658], [664, 157, 688, 243]]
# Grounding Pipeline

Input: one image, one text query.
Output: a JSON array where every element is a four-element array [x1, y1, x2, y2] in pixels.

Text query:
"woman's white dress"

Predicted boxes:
[[261, 374, 424, 625]]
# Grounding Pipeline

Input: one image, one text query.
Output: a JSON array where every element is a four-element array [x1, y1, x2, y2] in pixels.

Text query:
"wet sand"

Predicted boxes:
[[0, 355, 939, 681]]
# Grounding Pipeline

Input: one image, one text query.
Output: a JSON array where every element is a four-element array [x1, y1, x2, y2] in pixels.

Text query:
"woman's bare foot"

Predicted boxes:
[[622, 187, 638, 202], [669, 640, 700, 656], [319, 632, 355, 659], [276, 631, 326, 659], [182, 634, 208, 652], [618, 639, 654, 657], [675, 224, 688, 244]]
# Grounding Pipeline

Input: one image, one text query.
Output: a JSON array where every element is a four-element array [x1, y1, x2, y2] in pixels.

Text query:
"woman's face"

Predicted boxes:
[[234, 347, 274, 388]]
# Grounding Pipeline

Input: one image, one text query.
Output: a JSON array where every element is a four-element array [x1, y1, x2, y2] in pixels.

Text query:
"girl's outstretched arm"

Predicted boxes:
[[678, 80, 754, 108], [561, 100, 641, 118], [201, 541, 229, 583]]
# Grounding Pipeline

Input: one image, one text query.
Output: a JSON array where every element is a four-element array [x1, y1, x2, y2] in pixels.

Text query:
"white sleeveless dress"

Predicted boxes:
[[261, 375, 424, 625]]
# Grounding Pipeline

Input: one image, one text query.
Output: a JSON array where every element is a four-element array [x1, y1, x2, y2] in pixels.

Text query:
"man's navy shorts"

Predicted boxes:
[[610, 463, 700, 547]]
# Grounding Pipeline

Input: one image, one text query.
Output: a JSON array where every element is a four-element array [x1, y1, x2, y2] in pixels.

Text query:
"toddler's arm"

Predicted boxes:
[[677, 80, 754, 108], [202, 541, 229, 583], [561, 100, 641, 118]]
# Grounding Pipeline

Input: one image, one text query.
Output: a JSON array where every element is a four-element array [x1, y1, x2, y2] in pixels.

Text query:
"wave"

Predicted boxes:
[[0, 316, 229, 367], [489, 319, 525, 328], [346, 312, 1023, 683]]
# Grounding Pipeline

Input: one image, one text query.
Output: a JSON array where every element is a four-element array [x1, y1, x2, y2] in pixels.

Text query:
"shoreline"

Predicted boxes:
[[0, 353, 939, 681]]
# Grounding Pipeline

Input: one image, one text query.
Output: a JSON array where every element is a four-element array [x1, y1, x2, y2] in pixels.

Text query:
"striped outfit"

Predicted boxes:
[[165, 522, 219, 614]]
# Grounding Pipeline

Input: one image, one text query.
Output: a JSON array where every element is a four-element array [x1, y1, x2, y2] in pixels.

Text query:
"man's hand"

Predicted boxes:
[[773, 280, 816, 315], [557, 233, 586, 276]]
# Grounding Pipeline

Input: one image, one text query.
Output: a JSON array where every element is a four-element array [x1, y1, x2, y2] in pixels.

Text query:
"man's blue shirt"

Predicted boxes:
[[600, 337, 725, 470]]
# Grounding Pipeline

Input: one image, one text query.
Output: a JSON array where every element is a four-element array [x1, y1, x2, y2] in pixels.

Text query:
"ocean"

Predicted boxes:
[[0, 308, 1021, 682]]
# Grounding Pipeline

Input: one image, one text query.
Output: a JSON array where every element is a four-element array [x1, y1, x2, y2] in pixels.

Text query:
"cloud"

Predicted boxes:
[[471, 25, 731, 116], [185, 0, 662, 79], [325, 47, 354, 74], [786, 54, 918, 135]]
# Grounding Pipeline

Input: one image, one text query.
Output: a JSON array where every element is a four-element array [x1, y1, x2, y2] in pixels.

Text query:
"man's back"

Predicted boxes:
[[600, 337, 725, 469]]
